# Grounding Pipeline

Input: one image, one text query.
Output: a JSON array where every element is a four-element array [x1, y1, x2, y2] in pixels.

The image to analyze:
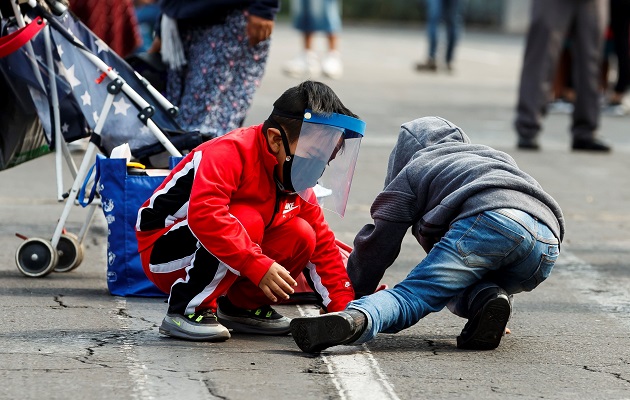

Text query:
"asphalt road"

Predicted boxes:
[[1, 22, 629, 400]]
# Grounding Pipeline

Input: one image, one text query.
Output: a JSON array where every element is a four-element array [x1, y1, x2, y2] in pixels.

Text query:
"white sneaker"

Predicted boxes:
[[547, 99, 574, 115], [322, 51, 343, 79], [602, 101, 628, 117], [313, 183, 333, 204], [159, 310, 231, 341], [283, 51, 321, 78]]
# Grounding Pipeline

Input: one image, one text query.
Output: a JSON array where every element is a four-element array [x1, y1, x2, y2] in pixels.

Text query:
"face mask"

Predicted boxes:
[[271, 121, 328, 193], [290, 155, 327, 193]]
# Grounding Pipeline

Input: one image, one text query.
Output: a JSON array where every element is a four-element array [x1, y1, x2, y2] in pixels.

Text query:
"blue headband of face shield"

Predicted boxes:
[[302, 109, 366, 138]]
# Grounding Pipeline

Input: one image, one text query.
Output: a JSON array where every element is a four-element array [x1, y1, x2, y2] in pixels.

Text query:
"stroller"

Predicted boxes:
[[0, 0, 208, 277]]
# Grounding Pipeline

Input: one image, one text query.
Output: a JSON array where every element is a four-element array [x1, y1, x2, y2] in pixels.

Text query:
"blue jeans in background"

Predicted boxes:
[[348, 208, 560, 344], [425, 0, 461, 64]]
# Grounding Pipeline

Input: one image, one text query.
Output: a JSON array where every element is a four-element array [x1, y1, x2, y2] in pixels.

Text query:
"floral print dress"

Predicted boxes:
[[166, 10, 270, 137]]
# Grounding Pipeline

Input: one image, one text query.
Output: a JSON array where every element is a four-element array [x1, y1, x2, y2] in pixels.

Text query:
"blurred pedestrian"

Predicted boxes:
[[133, 0, 160, 54], [155, 0, 278, 137], [283, 0, 343, 79], [69, 0, 142, 58], [289, 117, 564, 353], [415, 0, 462, 72], [603, 0, 630, 115], [515, 0, 611, 152]]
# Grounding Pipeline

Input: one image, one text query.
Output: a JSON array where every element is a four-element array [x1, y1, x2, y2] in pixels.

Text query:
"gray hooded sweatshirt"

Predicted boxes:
[[347, 117, 565, 298]]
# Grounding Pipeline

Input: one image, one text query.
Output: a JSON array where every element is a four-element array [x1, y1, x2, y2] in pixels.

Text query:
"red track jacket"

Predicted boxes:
[[136, 124, 354, 311]]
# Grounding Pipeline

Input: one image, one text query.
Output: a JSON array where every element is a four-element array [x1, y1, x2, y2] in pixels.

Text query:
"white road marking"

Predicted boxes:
[[115, 298, 153, 400], [296, 305, 400, 400]]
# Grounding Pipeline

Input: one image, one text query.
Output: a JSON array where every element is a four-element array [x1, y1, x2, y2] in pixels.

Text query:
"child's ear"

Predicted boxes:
[[266, 127, 282, 154]]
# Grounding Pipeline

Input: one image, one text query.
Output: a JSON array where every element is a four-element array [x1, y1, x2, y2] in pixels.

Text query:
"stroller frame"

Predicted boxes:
[[6, 0, 184, 277]]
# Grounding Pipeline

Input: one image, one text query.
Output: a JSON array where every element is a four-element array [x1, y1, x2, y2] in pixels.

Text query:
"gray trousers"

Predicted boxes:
[[514, 0, 608, 141]]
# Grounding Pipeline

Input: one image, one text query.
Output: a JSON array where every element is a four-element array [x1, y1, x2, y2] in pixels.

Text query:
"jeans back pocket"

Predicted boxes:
[[456, 213, 525, 269], [519, 246, 559, 292]]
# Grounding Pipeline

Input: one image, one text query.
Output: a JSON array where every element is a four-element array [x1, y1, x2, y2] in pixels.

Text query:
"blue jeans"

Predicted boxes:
[[425, 0, 461, 63], [291, 0, 342, 33], [348, 208, 560, 344]]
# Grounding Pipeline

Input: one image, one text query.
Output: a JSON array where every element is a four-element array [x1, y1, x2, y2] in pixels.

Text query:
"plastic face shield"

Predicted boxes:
[[291, 110, 366, 216]]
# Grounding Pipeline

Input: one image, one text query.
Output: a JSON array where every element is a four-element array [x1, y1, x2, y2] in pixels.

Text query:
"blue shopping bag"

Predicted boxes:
[[80, 154, 181, 297]]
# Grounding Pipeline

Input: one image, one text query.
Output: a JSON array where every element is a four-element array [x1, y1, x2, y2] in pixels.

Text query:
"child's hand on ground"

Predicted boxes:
[[258, 262, 297, 302]]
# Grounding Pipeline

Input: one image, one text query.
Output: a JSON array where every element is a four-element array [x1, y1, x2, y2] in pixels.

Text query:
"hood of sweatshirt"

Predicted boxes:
[[385, 117, 471, 187]]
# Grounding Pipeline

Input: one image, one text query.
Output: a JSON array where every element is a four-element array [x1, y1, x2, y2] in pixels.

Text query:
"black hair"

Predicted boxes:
[[266, 80, 359, 143]]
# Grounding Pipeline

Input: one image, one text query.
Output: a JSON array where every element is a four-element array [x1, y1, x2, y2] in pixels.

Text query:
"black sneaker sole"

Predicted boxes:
[[456, 295, 511, 350], [290, 314, 354, 353], [217, 317, 291, 335]]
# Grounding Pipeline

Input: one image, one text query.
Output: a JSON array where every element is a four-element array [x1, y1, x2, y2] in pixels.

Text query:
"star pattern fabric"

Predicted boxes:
[[55, 11, 180, 133], [50, 21, 157, 155]]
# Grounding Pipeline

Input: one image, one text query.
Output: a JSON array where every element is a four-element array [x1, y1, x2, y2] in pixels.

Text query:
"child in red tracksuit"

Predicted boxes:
[[136, 81, 365, 341]]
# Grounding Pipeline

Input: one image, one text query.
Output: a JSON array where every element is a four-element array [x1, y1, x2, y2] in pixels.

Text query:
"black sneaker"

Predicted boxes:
[[517, 136, 540, 150], [290, 309, 367, 353], [415, 58, 437, 72], [457, 290, 511, 350], [571, 138, 611, 152], [159, 309, 230, 341], [216, 296, 291, 335]]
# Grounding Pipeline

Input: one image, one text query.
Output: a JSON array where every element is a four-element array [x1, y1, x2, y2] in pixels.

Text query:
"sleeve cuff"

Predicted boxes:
[[326, 293, 354, 312], [240, 257, 274, 286]]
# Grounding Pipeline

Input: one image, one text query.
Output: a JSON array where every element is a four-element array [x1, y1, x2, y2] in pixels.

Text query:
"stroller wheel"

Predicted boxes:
[[15, 238, 59, 277], [54, 233, 84, 273]]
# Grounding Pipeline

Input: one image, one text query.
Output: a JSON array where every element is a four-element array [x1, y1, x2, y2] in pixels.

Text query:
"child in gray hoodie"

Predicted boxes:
[[290, 116, 565, 352]]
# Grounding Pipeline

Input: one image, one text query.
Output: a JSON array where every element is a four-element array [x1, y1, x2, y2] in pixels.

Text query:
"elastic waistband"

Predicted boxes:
[[491, 208, 559, 245]]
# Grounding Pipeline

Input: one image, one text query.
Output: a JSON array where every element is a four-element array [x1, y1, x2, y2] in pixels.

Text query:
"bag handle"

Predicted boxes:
[[79, 155, 181, 207], [78, 154, 104, 207]]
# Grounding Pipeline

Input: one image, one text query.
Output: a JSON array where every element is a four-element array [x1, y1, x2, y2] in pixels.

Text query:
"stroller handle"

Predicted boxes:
[[0, 17, 45, 57]]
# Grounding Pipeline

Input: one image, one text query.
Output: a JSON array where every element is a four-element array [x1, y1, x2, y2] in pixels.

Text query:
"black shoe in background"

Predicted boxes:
[[290, 309, 367, 353], [415, 58, 437, 72], [517, 136, 540, 150], [572, 138, 612, 152]]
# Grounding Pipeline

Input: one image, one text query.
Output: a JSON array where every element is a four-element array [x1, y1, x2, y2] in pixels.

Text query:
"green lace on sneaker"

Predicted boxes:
[[185, 310, 218, 324], [253, 308, 274, 318]]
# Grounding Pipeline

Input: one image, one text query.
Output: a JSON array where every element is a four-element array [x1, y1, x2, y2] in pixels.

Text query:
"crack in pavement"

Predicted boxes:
[[52, 294, 89, 309], [582, 365, 630, 384], [203, 379, 229, 399]]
